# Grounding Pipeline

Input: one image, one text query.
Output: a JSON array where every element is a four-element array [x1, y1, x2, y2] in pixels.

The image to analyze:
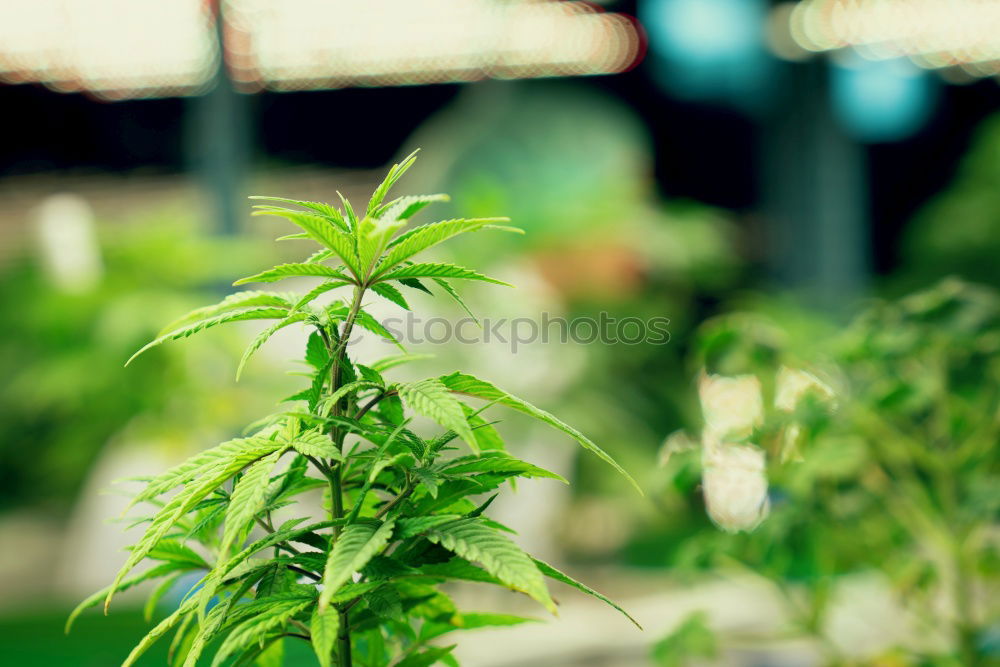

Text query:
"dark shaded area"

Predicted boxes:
[[1, 59, 999, 275]]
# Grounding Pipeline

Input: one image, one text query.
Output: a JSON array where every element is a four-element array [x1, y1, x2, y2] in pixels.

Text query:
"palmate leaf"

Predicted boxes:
[[532, 557, 642, 630], [318, 519, 396, 611], [251, 209, 362, 277], [373, 218, 511, 278], [439, 372, 642, 494], [377, 262, 512, 287], [106, 438, 285, 611], [416, 518, 556, 614], [234, 263, 353, 286], [158, 292, 293, 336], [219, 447, 288, 555], [310, 606, 340, 667], [397, 379, 477, 452], [126, 308, 291, 367]]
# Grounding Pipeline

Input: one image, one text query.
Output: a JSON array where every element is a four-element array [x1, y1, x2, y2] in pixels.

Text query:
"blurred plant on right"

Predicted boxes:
[[656, 278, 1000, 665]]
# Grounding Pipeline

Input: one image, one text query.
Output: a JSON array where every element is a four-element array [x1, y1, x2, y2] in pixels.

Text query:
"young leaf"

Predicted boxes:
[[355, 309, 406, 351], [158, 292, 292, 336], [439, 452, 567, 483], [318, 519, 396, 611], [371, 353, 434, 373], [367, 149, 420, 216], [252, 209, 361, 277], [248, 196, 348, 231], [418, 518, 556, 614], [236, 312, 309, 380], [371, 282, 410, 310], [288, 429, 343, 460], [377, 263, 512, 287], [126, 308, 291, 367], [106, 439, 284, 611], [439, 372, 642, 494], [234, 263, 352, 286], [397, 379, 477, 452], [377, 193, 450, 221], [220, 447, 288, 555], [310, 606, 340, 667], [373, 218, 510, 278], [432, 277, 479, 325], [532, 557, 642, 630], [212, 596, 314, 666], [121, 596, 199, 667]]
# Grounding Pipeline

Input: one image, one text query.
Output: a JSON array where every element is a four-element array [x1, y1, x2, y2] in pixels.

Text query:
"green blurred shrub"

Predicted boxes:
[[0, 210, 276, 512], [652, 279, 1000, 665]]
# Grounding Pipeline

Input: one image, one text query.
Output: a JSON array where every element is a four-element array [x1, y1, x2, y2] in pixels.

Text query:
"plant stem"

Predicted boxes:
[[325, 284, 366, 667]]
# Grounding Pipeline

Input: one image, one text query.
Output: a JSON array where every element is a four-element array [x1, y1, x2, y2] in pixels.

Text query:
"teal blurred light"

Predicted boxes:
[[639, 0, 772, 106], [830, 53, 937, 143]]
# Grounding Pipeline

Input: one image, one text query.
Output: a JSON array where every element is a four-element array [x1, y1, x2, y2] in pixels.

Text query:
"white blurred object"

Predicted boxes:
[[701, 436, 770, 533], [33, 193, 103, 293], [698, 372, 763, 442], [774, 365, 835, 412]]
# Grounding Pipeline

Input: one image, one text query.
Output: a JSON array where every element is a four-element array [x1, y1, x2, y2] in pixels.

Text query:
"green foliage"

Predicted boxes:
[[76, 152, 637, 666], [657, 279, 1000, 665]]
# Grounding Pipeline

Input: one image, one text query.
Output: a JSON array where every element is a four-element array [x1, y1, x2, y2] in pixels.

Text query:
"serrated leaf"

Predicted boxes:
[[158, 292, 293, 336], [220, 447, 288, 554], [371, 353, 434, 373], [237, 312, 309, 380], [367, 149, 419, 216], [127, 308, 291, 367], [66, 562, 183, 633], [288, 430, 342, 460], [419, 518, 555, 614], [355, 309, 406, 351], [439, 372, 641, 494], [310, 606, 339, 667], [371, 282, 410, 310], [143, 572, 183, 622], [397, 379, 476, 452], [377, 193, 449, 221], [318, 520, 396, 611], [147, 540, 210, 568], [124, 436, 277, 514], [251, 209, 361, 276], [378, 263, 512, 287], [212, 596, 315, 667], [122, 596, 199, 667], [397, 277, 433, 294], [107, 439, 284, 611], [431, 277, 479, 325], [249, 196, 348, 231], [394, 645, 456, 667], [440, 452, 567, 483], [532, 557, 641, 629], [234, 263, 352, 286], [373, 218, 510, 278]]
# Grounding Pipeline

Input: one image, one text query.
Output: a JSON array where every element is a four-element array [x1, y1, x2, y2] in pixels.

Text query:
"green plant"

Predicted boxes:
[[655, 279, 1000, 665], [68, 151, 640, 666]]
